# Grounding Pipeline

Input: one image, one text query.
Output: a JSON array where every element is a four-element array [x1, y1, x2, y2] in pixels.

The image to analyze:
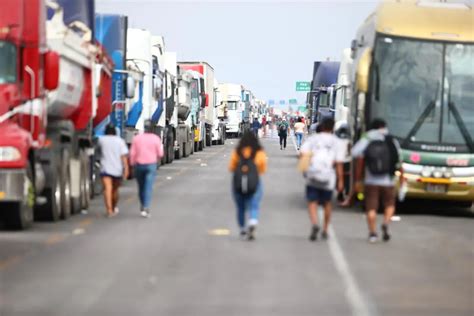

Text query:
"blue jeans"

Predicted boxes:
[[233, 183, 263, 229], [134, 163, 157, 209], [295, 132, 304, 148]]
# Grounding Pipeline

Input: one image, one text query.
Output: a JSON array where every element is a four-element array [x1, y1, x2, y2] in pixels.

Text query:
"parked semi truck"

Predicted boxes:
[[177, 66, 197, 157], [349, 0, 474, 206], [220, 83, 244, 137], [241, 88, 253, 132], [178, 65, 206, 151], [0, 0, 113, 229], [95, 14, 138, 137], [306, 61, 340, 127], [165, 52, 194, 159], [333, 48, 353, 133], [213, 78, 226, 145], [179, 62, 225, 148]]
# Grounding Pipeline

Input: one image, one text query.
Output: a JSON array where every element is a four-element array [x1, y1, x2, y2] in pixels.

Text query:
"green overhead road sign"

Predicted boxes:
[[296, 81, 311, 92], [289, 99, 298, 105]]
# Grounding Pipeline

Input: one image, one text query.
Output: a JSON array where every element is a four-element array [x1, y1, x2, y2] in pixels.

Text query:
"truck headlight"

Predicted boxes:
[[0, 147, 21, 162]]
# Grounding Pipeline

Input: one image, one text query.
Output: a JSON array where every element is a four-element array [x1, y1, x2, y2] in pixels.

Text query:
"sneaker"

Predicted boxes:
[[309, 225, 320, 241], [114, 207, 120, 215], [368, 232, 378, 243], [240, 230, 247, 238], [381, 224, 391, 242], [248, 225, 256, 241], [321, 231, 329, 240], [140, 210, 150, 218]]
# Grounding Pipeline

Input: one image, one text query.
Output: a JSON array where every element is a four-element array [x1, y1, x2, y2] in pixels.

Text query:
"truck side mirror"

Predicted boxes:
[[356, 47, 372, 94], [350, 39, 357, 59], [44, 51, 60, 91], [201, 93, 208, 108], [125, 76, 136, 99]]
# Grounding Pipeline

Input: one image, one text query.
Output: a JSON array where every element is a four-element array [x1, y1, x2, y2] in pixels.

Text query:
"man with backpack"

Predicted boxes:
[[298, 118, 346, 241], [278, 118, 289, 150], [351, 118, 402, 243]]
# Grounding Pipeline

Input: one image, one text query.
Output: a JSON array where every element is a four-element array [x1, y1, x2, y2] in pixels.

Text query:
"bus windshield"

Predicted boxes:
[[0, 41, 17, 84], [371, 36, 474, 152]]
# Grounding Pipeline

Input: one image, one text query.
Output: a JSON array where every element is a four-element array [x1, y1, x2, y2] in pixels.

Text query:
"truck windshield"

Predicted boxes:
[[0, 41, 17, 84], [318, 92, 329, 107], [371, 36, 474, 152], [190, 79, 199, 99], [227, 101, 238, 110]]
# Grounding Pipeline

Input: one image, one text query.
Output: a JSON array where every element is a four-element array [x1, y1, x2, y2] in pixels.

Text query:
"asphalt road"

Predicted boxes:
[[1, 134, 473, 316]]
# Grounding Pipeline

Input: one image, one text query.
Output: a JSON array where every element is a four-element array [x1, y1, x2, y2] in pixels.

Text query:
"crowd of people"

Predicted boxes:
[[230, 116, 402, 243], [97, 115, 402, 244]]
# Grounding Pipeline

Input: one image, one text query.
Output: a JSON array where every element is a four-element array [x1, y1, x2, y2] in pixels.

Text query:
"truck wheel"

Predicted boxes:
[[60, 148, 72, 220], [4, 162, 34, 230], [206, 131, 212, 147], [175, 144, 182, 160], [80, 149, 90, 211], [166, 131, 174, 164], [182, 142, 188, 158], [34, 158, 61, 221]]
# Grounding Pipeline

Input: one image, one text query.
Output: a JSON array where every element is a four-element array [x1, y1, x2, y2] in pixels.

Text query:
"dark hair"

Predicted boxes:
[[236, 131, 262, 156], [369, 118, 387, 130], [319, 117, 335, 132], [144, 119, 153, 133], [105, 124, 116, 135], [297, 117, 302, 123]]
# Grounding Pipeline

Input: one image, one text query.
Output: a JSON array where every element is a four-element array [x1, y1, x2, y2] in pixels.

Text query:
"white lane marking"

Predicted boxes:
[[72, 228, 85, 235], [328, 226, 375, 316], [303, 144, 374, 316], [166, 176, 172, 180], [200, 163, 208, 167], [391, 216, 401, 222]]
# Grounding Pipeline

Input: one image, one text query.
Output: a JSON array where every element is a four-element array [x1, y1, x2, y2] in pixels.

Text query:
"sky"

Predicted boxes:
[[96, 0, 378, 107]]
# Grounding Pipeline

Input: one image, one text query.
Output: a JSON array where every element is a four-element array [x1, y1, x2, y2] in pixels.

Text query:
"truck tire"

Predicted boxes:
[[175, 144, 182, 160], [70, 156, 81, 215], [206, 131, 212, 147], [34, 157, 61, 221], [60, 148, 72, 220], [166, 130, 174, 164], [182, 142, 188, 158], [80, 149, 90, 211], [4, 162, 34, 230]]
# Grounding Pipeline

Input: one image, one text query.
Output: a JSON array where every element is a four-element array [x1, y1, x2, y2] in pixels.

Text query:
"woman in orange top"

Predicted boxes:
[[229, 132, 267, 240]]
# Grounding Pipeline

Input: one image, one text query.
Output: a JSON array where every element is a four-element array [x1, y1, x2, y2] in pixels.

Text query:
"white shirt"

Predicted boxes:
[[301, 132, 346, 190], [294, 122, 306, 134], [98, 135, 129, 177]]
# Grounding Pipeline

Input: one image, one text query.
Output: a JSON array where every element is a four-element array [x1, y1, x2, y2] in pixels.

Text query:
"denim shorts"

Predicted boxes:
[[306, 186, 333, 204]]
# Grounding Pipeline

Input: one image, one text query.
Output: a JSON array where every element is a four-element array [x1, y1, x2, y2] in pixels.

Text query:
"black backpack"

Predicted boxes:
[[364, 135, 399, 175], [279, 124, 288, 133], [233, 152, 259, 196]]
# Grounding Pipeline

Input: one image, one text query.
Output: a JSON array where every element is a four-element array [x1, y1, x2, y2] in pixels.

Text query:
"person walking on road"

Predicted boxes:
[[298, 118, 346, 241], [278, 118, 289, 150], [229, 131, 267, 241], [98, 124, 129, 217], [251, 117, 261, 137], [294, 117, 306, 150], [351, 118, 402, 243], [130, 120, 164, 218]]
